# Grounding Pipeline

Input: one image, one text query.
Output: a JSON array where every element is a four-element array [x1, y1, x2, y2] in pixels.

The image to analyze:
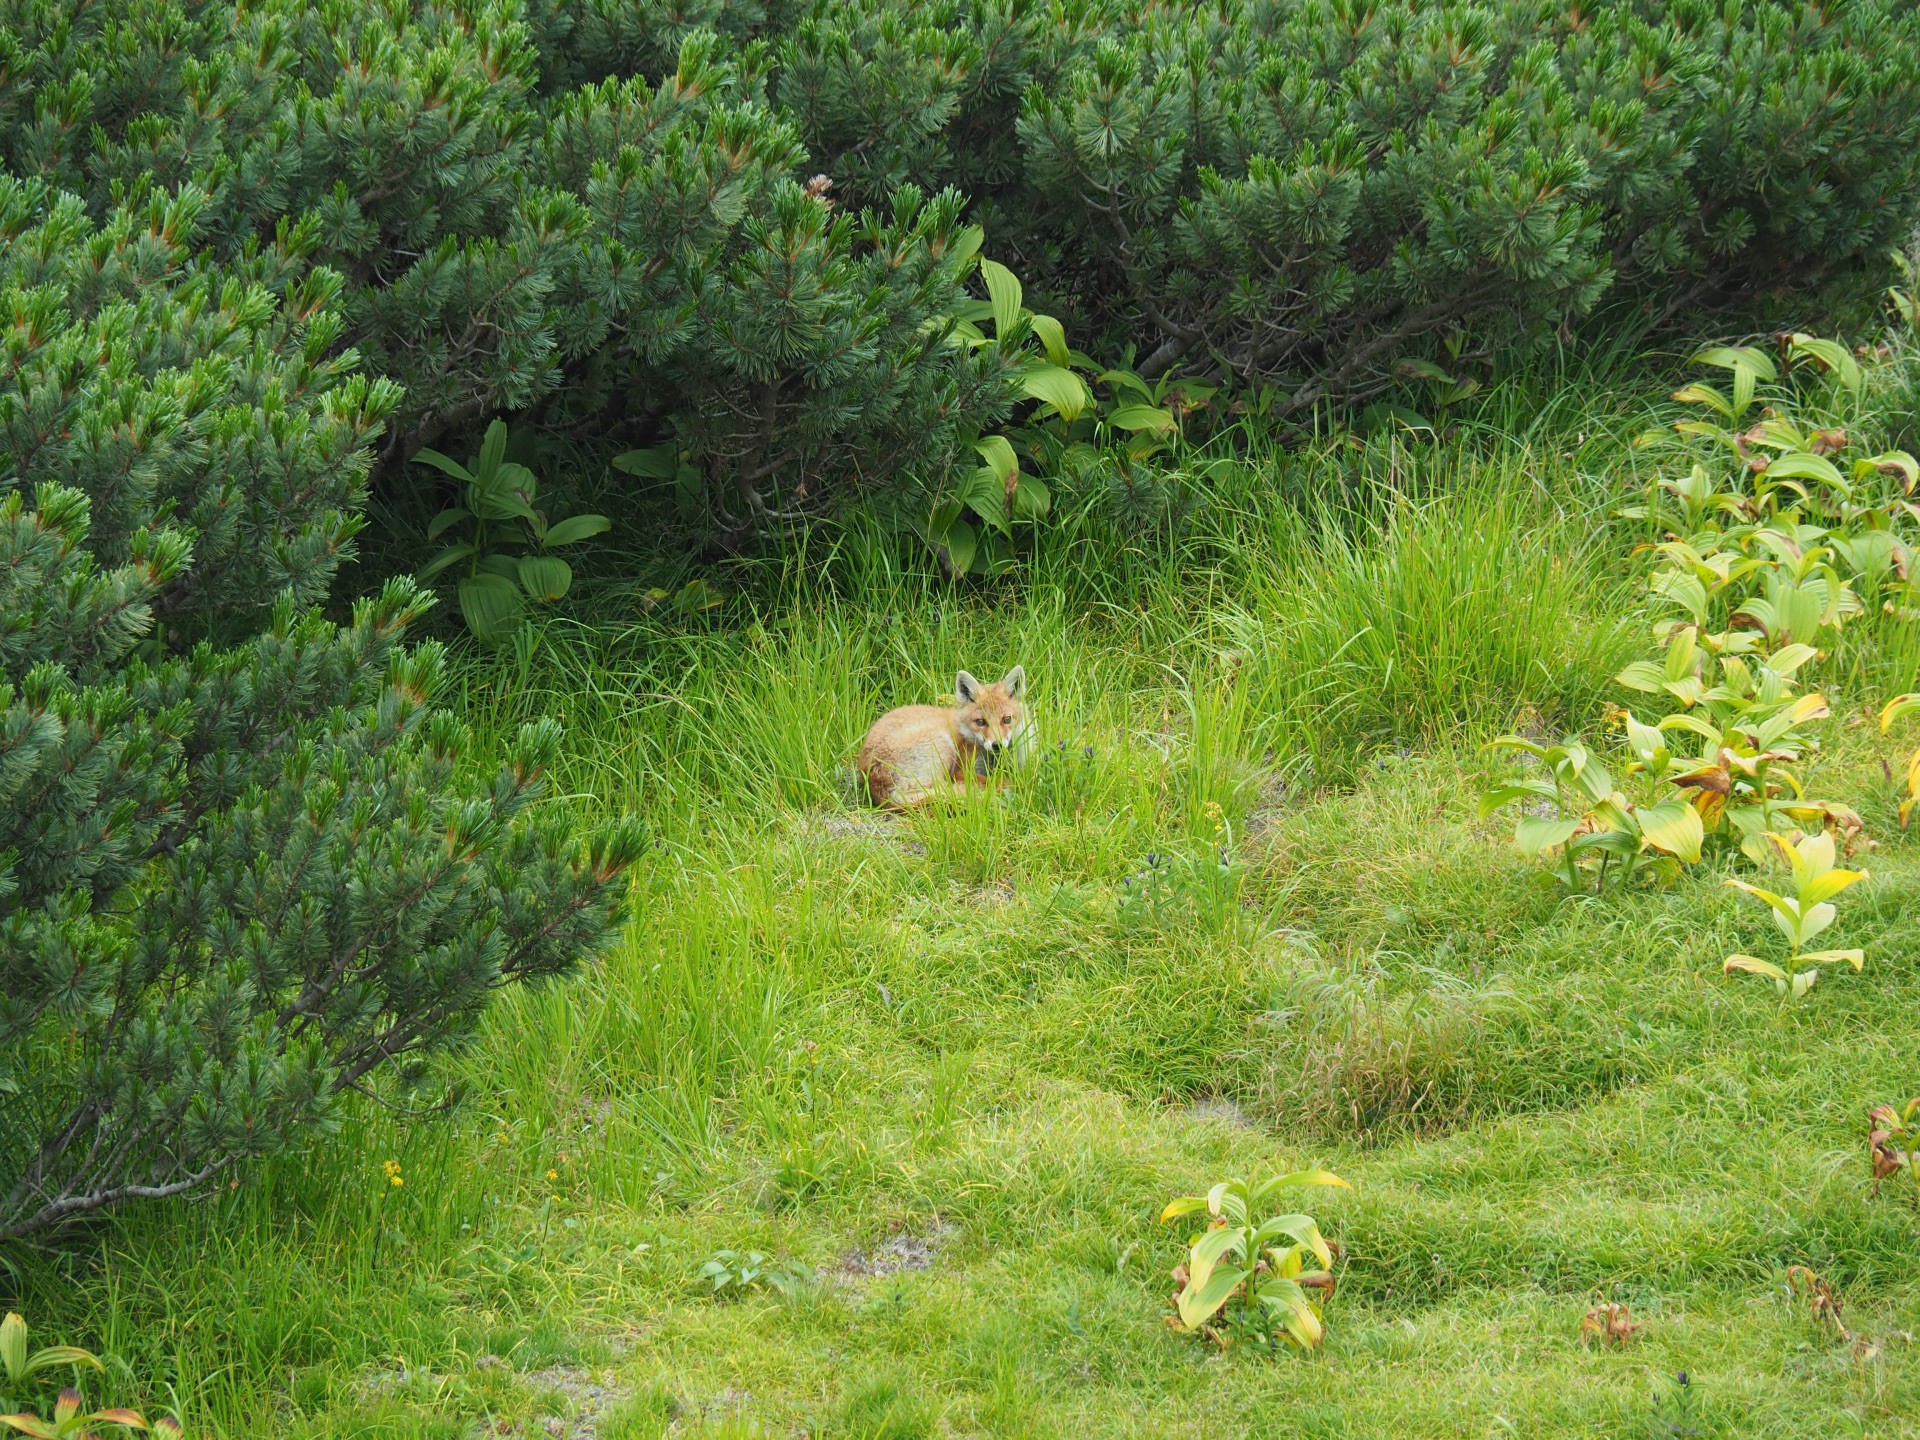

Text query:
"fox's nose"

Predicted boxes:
[[989, 740, 1003, 753]]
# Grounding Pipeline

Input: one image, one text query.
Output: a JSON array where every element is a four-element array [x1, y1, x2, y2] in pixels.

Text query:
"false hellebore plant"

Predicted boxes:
[[1485, 334, 1913, 892], [1161, 1170, 1348, 1352], [1722, 831, 1868, 1001]]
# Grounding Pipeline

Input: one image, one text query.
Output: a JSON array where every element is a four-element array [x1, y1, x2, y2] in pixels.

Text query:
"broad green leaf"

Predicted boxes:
[[0, 1313, 22, 1378], [1637, 800, 1704, 863], [426, 507, 471, 542], [1019, 364, 1092, 421], [1725, 877, 1795, 923], [1658, 712, 1720, 742], [1477, 781, 1556, 818], [1187, 1222, 1248, 1293], [675, 578, 725, 613], [1854, 450, 1919, 488], [1783, 692, 1832, 726], [1663, 628, 1697, 682], [1650, 571, 1708, 623], [1267, 1242, 1305, 1278], [959, 464, 1011, 533], [0, 1413, 60, 1439], [1661, 675, 1706, 707], [940, 516, 977, 576], [518, 555, 572, 603], [974, 435, 1019, 485], [1694, 344, 1777, 383], [1764, 452, 1847, 490], [1358, 402, 1432, 433], [1789, 334, 1863, 394], [1177, 1264, 1249, 1330], [1160, 1196, 1211, 1222], [981, 258, 1022, 338], [1793, 900, 1836, 946], [419, 543, 475, 580], [471, 484, 539, 524], [1515, 815, 1581, 856], [1672, 382, 1732, 418], [1106, 404, 1178, 433], [1029, 314, 1070, 367], [1012, 472, 1050, 521], [475, 418, 508, 480], [1624, 713, 1667, 761], [1252, 1214, 1333, 1268], [1615, 661, 1667, 693], [612, 446, 677, 479], [1563, 750, 1615, 805], [1765, 643, 1819, 677], [1799, 867, 1867, 907], [947, 224, 985, 269], [1098, 368, 1154, 401], [1673, 419, 1734, 444], [458, 573, 524, 645], [411, 447, 474, 483], [1255, 1277, 1324, 1348], [541, 513, 610, 547]]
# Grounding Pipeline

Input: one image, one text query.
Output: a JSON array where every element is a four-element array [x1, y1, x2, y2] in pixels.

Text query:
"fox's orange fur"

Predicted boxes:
[[858, 668, 1027, 809]]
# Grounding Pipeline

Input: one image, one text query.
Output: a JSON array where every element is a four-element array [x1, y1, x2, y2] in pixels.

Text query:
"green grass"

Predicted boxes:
[[11, 359, 1920, 1438]]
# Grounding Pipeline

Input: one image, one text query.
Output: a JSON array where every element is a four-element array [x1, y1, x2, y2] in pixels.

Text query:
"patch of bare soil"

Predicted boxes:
[[508, 1366, 633, 1439], [826, 1223, 955, 1282], [1181, 1096, 1258, 1129]]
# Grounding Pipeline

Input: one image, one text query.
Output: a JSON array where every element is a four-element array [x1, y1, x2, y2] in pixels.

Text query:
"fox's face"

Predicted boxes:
[[955, 667, 1026, 757]]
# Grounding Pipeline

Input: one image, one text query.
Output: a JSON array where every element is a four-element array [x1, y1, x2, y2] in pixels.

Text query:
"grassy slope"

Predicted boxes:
[[19, 369, 1920, 1439]]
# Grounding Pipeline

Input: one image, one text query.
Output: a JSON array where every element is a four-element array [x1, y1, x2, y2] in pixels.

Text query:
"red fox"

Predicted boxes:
[[857, 668, 1027, 809]]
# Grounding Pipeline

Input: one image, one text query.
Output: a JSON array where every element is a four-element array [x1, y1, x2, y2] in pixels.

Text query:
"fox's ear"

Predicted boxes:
[[1001, 665, 1025, 699], [956, 670, 980, 704]]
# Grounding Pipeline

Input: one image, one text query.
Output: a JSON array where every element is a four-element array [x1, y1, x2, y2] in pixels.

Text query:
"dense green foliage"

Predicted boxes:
[[0, 179, 640, 1238], [4, 0, 1915, 551], [788, 0, 1920, 405], [0, 0, 1019, 547]]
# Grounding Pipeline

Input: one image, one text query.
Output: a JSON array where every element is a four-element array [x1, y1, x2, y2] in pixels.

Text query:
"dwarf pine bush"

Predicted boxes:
[[0, 0, 1020, 548], [0, 177, 642, 1239], [7, 0, 1917, 548], [784, 0, 1920, 409]]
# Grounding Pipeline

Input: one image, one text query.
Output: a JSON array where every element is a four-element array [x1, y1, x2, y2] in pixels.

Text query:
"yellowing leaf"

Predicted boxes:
[[1637, 800, 1704, 864], [1723, 953, 1787, 982]]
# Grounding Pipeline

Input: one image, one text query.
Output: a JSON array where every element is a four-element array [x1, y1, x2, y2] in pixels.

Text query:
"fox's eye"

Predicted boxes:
[[1001, 714, 1012, 724]]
